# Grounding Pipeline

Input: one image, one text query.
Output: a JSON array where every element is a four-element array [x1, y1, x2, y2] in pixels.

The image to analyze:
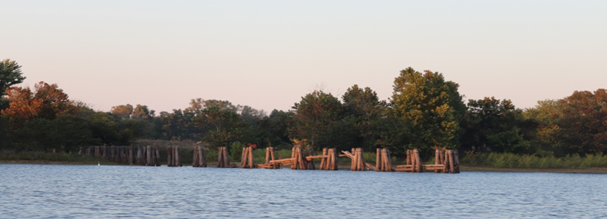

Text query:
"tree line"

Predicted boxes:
[[1, 59, 605, 158]]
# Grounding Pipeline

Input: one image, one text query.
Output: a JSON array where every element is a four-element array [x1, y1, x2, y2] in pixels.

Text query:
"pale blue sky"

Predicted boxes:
[[2, 0, 606, 114]]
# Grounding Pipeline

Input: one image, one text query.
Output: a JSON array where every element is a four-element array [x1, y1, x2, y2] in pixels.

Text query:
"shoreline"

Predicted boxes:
[[460, 165, 606, 174], [2, 160, 605, 174]]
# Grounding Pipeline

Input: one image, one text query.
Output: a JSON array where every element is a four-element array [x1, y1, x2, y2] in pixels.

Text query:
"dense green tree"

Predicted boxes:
[[341, 85, 384, 151], [132, 104, 155, 119], [0, 59, 25, 92], [462, 97, 531, 153], [157, 109, 199, 140], [110, 104, 134, 118], [290, 90, 344, 149], [523, 100, 563, 154], [8, 115, 94, 152], [42, 115, 94, 152], [390, 67, 465, 153], [0, 116, 11, 149], [256, 110, 294, 148], [240, 105, 266, 129], [556, 89, 606, 155], [0, 59, 26, 110], [523, 89, 606, 156], [86, 112, 133, 145], [206, 100, 238, 111], [195, 106, 254, 146]]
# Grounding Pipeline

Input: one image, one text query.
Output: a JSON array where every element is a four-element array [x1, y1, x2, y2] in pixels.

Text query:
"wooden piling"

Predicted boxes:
[[248, 146, 254, 168], [167, 146, 173, 166], [192, 146, 206, 167], [377, 148, 392, 172], [263, 147, 279, 169], [176, 146, 182, 167], [453, 150, 460, 173], [217, 147, 230, 168], [240, 146, 255, 168], [193, 147, 200, 167], [319, 148, 327, 170], [306, 149, 315, 170], [448, 150, 455, 173], [434, 149, 440, 173]]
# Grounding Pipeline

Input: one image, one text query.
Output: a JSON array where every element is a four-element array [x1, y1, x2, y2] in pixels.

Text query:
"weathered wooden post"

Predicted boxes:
[[240, 147, 247, 167], [319, 148, 327, 170], [435, 149, 441, 173], [268, 147, 275, 169], [167, 146, 173, 166], [453, 150, 460, 173], [360, 148, 365, 171], [241, 147, 249, 168], [200, 147, 207, 167], [217, 147, 224, 167], [333, 148, 339, 170], [218, 147, 230, 167], [144, 146, 151, 166], [240, 146, 255, 168], [376, 148, 381, 171], [224, 147, 230, 167], [414, 149, 423, 172], [306, 149, 315, 170], [192, 146, 206, 167], [248, 146, 254, 168], [176, 146, 182, 167], [448, 150, 454, 173], [378, 148, 392, 172], [290, 147, 307, 170], [290, 147, 297, 170], [442, 150, 448, 173], [193, 147, 199, 167]]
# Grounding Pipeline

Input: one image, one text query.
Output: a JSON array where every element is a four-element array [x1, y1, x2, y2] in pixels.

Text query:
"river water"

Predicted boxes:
[[0, 164, 605, 218]]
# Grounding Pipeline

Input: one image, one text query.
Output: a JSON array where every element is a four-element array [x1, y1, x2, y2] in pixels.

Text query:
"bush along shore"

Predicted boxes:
[[459, 152, 606, 173]]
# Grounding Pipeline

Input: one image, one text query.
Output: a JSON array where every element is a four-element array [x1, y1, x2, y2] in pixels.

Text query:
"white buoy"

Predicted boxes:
[[98, 161, 100, 166]]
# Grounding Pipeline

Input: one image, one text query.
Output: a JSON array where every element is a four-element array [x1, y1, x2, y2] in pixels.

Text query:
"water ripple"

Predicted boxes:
[[0, 164, 605, 218]]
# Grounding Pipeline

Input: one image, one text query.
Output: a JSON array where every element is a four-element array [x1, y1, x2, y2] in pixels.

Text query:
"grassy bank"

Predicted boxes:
[[460, 165, 606, 174], [461, 152, 606, 169], [0, 151, 115, 165], [3, 141, 605, 174]]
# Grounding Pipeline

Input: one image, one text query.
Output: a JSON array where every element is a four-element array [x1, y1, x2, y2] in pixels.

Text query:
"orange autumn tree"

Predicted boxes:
[[1, 81, 79, 127]]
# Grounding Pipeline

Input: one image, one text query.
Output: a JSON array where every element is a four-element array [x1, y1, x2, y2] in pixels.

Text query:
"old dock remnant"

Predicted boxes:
[[217, 147, 231, 167], [192, 146, 207, 167]]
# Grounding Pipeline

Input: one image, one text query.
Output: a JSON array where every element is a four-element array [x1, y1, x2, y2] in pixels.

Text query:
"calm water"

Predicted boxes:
[[0, 164, 605, 218]]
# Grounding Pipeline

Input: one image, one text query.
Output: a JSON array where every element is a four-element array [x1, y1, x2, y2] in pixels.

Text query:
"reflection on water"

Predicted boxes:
[[0, 164, 605, 218]]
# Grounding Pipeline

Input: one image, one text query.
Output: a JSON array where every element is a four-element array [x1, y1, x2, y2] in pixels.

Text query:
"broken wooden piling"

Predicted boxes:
[[395, 149, 422, 172], [442, 149, 460, 173], [341, 148, 374, 171], [376, 148, 392, 172], [167, 146, 182, 167], [240, 146, 255, 168], [192, 146, 207, 167], [290, 147, 307, 170], [318, 148, 338, 170], [217, 147, 230, 168]]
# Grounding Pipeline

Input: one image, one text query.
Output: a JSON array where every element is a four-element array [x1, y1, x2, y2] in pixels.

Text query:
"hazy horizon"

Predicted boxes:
[[2, 0, 606, 114]]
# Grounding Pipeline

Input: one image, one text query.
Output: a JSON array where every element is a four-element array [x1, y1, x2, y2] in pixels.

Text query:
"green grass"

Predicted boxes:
[[461, 152, 607, 169], [0, 151, 115, 164]]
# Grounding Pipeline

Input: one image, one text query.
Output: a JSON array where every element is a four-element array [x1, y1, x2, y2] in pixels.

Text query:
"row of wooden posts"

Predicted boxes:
[[82, 145, 459, 173], [393, 149, 460, 173], [80, 146, 160, 166], [167, 146, 182, 167]]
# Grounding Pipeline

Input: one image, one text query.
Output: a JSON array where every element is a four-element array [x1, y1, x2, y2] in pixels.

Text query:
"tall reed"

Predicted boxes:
[[461, 152, 606, 169]]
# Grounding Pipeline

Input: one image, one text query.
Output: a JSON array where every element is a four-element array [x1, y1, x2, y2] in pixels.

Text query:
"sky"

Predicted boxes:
[[2, 0, 606, 115]]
